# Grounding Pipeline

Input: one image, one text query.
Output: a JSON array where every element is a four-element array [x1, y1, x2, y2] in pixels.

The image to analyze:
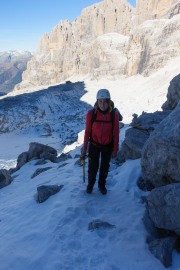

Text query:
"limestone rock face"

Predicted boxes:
[[136, 0, 180, 24], [14, 0, 180, 90], [125, 14, 180, 76]]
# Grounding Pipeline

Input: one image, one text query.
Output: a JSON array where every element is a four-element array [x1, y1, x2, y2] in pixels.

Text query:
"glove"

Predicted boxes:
[[80, 149, 86, 160]]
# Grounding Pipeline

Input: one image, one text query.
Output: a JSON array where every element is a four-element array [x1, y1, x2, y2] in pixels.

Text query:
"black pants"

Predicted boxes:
[[88, 143, 113, 189]]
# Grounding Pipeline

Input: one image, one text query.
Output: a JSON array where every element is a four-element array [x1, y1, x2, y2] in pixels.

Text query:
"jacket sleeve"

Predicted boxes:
[[113, 111, 120, 155], [83, 110, 93, 152]]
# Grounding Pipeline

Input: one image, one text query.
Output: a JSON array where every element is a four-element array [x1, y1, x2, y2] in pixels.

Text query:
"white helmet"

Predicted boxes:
[[96, 89, 111, 99]]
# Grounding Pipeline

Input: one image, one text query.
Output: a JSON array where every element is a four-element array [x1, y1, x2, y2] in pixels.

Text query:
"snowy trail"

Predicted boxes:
[[0, 152, 169, 270]]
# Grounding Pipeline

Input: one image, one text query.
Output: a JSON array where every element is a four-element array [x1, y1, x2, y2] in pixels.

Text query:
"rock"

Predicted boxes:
[[143, 205, 179, 267], [162, 73, 180, 110], [117, 110, 170, 162], [148, 237, 176, 268], [147, 183, 180, 235], [117, 128, 150, 162], [37, 185, 63, 203], [88, 219, 115, 232], [0, 169, 13, 189], [16, 152, 29, 170], [137, 177, 154, 191], [12, 0, 180, 90], [56, 153, 72, 163], [131, 111, 171, 131], [0, 51, 32, 94], [28, 142, 57, 161], [31, 167, 52, 179], [141, 103, 180, 187], [126, 14, 180, 76], [16, 142, 58, 171], [135, 0, 179, 25], [143, 207, 159, 243], [39, 151, 57, 163]]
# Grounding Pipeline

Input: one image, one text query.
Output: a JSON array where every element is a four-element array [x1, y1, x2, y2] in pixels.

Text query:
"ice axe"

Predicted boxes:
[[82, 158, 85, 183], [81, 154, 87, 183]]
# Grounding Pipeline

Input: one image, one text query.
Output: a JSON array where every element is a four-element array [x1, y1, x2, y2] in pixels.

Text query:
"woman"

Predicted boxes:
[[81, 89, 119, 194]]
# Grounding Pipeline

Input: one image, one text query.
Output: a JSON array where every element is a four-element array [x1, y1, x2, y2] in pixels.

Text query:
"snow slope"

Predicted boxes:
[[0, 61, 180, 269]]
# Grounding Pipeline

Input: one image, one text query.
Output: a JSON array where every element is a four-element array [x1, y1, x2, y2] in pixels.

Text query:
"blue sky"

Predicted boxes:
[[0, 0, 136, 52]]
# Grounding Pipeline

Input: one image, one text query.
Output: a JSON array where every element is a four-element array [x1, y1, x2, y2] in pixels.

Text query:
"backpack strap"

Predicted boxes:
[[110, 108, 115, 135], [89, 109, 96, 142]]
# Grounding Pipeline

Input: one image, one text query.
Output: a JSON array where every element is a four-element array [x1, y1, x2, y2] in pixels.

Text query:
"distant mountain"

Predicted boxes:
[[0, 51, 32, 95], [13, 0, 180, 91]]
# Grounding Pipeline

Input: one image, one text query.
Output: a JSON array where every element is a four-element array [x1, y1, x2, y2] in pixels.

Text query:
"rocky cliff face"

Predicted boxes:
[[0, 51, 32, 94], [14, 0, 180, 91], [136, 0, 179, 24], [126, 13, 180, 76]]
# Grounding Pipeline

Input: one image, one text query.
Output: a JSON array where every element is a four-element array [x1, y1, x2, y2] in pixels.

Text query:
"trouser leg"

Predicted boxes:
[[88, 144, 100, 188], [98, 147, 112, 188]]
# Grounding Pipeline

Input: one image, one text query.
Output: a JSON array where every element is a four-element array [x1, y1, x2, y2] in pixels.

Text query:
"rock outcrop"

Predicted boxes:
[[141, 102, 180, 187], [0, 169, 13, 189], [136, 0, 180, 24], [125, 13, 180, 76], [13, 0, 180, 91], [14, 142, 58, 173], [162, 73, 180, 110], [117, 110, 171, 162]]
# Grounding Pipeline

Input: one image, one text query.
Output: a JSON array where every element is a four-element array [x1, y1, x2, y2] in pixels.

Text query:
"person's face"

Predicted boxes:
[[98, 99, 109, 111]]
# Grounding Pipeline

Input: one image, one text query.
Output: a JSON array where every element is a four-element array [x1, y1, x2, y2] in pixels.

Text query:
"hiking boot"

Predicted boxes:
[[98, 186, 107, 195], [86, 185, 93, 194]]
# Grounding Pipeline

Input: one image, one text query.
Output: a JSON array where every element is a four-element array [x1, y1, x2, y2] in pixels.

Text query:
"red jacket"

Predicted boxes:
[[83, 108, 119, 155]]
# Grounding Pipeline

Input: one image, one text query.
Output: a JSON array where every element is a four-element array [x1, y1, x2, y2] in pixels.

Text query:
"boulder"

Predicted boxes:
[[131, 111, 171, 131], [148, 237, 176, 268], [141, 103, 180, 187], [31, 167, 52, 179], [117, 127, 150, 162], [88, 219, 115, 232], [117, 110, 170, 162], [147, 183, 180, 235], [37, 185, 63, 203], [16, 142, 58, 171], [0, 169, 13, 189], [162, 73, 180, 110], [28, 142, 57, 161]]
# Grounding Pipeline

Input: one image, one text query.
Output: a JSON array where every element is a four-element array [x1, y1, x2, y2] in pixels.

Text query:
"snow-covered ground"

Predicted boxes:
[[0, 62, 180, 270]]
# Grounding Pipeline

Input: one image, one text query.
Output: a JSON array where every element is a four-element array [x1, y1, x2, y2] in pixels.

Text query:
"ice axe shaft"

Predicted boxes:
[[81, 154, 88, 183], [82, 159, 85, 182]]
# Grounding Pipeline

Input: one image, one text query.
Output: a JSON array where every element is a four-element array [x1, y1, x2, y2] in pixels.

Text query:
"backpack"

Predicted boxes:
[[89, 107, 116, 146]]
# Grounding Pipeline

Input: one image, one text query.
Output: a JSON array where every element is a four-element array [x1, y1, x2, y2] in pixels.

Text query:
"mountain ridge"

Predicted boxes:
[[0, 51, 32, 94], [13, 0, 180, 92]]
